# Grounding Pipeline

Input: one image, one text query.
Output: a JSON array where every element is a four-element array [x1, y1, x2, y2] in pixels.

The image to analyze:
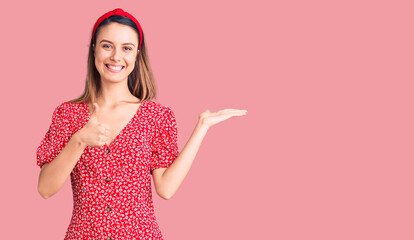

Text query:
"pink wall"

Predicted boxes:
[[1, 0, 413, 239]]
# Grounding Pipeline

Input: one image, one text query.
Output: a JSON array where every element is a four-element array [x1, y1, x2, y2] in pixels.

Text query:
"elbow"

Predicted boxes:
[[38, 189, 51, 199], [37, 183, 53, 199], [40, 193, 51, 199], [161, 195, 172, 200], [37, 165, 56, 199], [162, 194, 172, 200], [158, 190, 174, 200]]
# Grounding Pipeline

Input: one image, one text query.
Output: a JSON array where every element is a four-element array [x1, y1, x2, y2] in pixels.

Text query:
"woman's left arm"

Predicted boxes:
[[152, 108, 247, 199]]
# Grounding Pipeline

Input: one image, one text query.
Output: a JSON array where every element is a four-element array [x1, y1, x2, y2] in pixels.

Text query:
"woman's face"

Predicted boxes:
[[93, 22, 139, 83]]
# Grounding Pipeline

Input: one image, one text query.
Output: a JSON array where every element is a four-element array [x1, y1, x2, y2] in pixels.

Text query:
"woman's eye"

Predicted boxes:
[[102, 45, 131, 51]]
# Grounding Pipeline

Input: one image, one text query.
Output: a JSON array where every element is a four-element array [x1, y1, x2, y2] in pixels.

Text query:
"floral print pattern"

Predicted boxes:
[[36, 100, 180, 239]]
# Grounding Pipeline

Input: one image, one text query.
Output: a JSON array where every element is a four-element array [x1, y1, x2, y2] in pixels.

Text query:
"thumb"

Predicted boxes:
[[91, 102, 100, 120]]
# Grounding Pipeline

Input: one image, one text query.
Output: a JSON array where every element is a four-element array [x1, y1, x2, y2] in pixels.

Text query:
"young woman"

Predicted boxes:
[[36, 8, 247, 239]]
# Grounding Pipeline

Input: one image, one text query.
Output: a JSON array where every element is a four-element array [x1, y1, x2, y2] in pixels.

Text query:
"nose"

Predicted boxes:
[[110, 47, 122, 62]]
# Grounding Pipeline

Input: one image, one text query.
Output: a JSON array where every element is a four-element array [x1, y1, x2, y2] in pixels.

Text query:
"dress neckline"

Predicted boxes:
[[83, 100, 147, 148]]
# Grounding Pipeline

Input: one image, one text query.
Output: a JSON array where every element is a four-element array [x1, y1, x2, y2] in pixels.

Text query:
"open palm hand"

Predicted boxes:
[[199, 108, 248, 129]]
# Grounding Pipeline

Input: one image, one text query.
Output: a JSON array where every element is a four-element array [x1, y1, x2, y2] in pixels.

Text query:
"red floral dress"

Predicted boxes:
[[36, 100, 180, 240]]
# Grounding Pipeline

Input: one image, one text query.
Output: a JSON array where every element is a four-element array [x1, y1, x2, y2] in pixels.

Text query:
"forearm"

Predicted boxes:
[[159, 121, 209, 199], [37, 130, 87, 199]]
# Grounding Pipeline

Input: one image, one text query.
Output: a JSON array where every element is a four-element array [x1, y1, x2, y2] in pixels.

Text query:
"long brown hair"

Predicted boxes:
[[68, 15, 157, 105]]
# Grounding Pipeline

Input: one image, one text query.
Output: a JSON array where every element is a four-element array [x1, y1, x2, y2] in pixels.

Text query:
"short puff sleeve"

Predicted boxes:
[[36, 103, 71, 168], [150, 106, 180, 174]]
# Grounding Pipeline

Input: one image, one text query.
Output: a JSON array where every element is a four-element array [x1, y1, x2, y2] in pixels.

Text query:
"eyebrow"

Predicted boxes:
[[100, 40, 136, 47]]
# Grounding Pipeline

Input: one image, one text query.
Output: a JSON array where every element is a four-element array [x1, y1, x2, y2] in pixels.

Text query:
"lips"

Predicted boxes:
[[105, 64, 124, 73]]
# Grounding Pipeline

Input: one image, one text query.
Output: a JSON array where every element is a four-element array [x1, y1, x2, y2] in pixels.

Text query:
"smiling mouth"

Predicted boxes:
[[105, 64, 124, 72]]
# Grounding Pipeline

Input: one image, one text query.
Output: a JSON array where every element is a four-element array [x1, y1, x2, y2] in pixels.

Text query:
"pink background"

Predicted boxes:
[[0, 0, 413, 239]]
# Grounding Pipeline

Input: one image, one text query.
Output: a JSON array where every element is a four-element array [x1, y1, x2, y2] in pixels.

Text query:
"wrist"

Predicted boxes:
[[196, 119, 210, 132], [73, 128, 87, 148]]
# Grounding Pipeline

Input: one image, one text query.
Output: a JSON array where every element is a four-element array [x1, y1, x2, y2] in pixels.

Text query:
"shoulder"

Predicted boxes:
[[52, 101, 86, 120], [144, 100, 174, 116], [144, 100, 177, 124]]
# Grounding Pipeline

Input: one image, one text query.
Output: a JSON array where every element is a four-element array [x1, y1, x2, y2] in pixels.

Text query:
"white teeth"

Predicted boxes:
[[106, 65, 123, 70]]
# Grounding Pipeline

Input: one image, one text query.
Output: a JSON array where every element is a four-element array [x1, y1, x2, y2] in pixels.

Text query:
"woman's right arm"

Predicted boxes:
[[37, 128, 87, 199], [37, 102, 109, 199]]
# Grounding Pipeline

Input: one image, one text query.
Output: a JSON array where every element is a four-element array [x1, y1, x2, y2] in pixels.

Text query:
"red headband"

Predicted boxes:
[[92, 8, 143, 50]]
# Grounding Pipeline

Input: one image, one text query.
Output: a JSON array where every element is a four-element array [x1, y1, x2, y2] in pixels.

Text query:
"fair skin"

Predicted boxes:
[[38, 22, 247, 200]]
